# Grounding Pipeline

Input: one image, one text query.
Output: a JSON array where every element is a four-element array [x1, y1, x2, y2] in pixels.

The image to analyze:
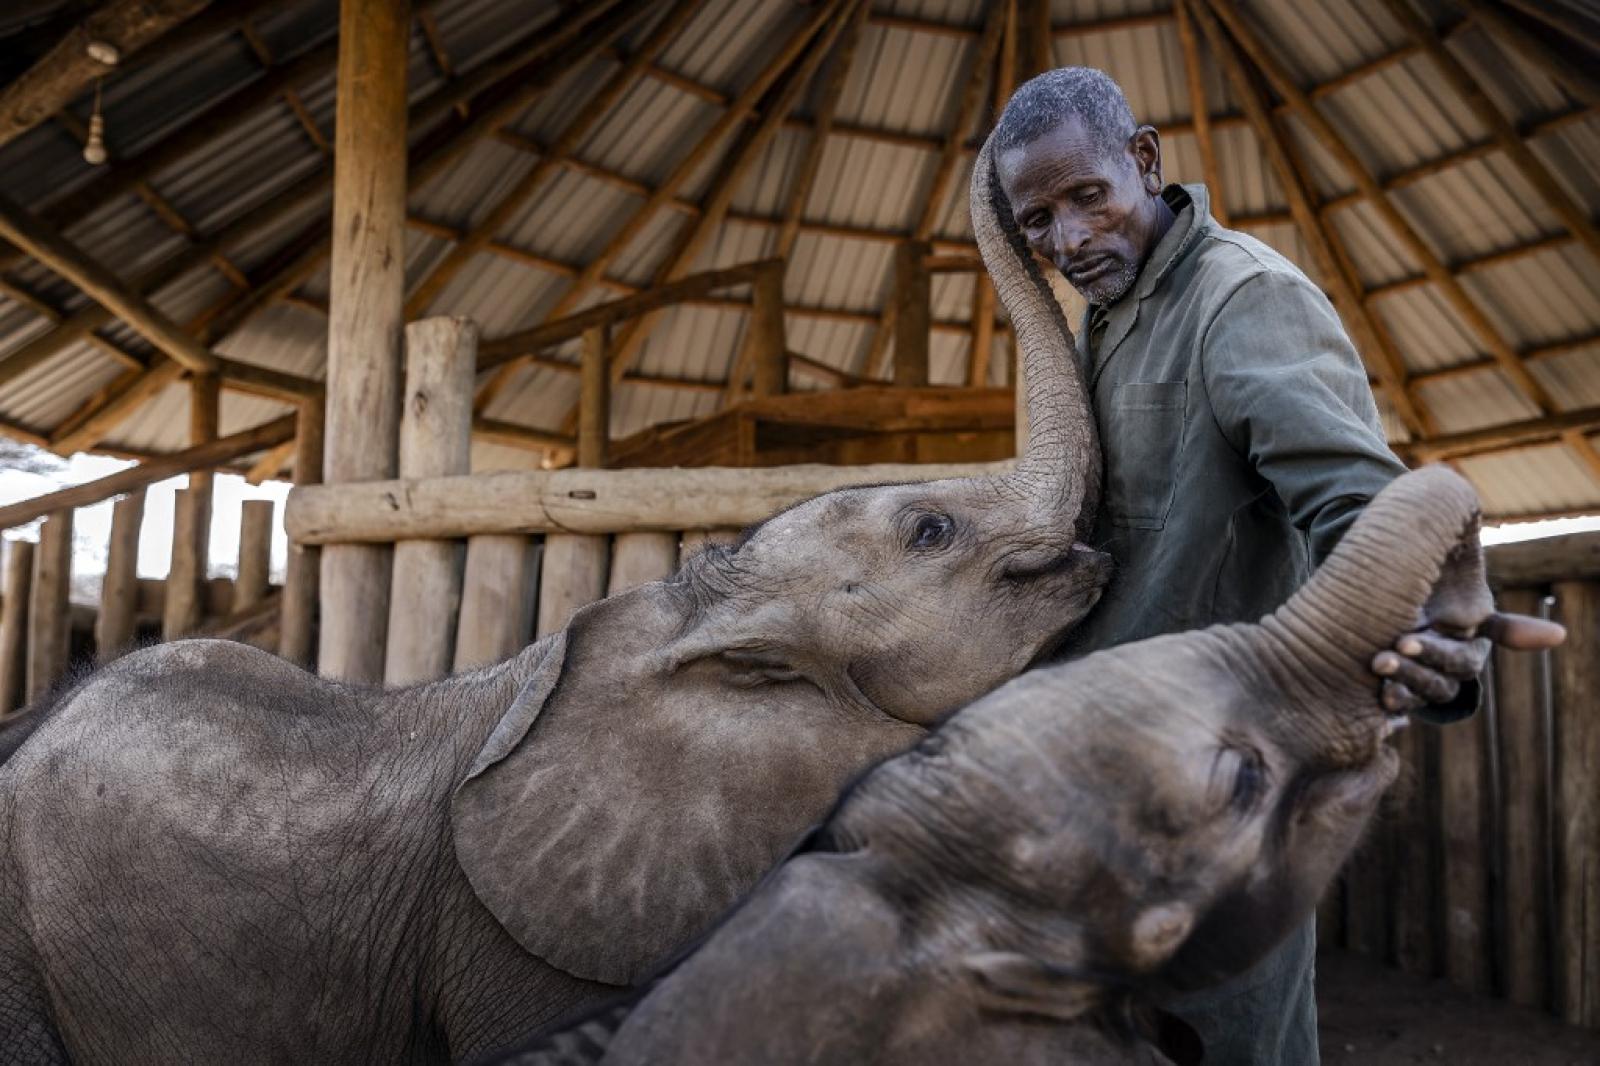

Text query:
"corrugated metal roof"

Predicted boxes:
[[0, 0, 1596, 518]]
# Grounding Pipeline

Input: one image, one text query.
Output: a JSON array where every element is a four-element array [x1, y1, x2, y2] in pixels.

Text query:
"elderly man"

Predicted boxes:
[[989, 67, 1559, 1064]]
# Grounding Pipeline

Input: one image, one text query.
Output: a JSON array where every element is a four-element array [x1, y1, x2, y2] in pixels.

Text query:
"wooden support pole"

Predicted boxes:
[[27, 511, 72, 702], [234, 499, 274, 612], [385, 317, 477, 685], [163, 489, 204, 639], [0, 189, 219, 375], [748, 261, 789, 397], [1552, 579, 1600, 1027], [0, 414, 294, 533], [317, 0, 410, 684], [1174, 0, 1228, 225], [186, 372, 219, 603], [534, 534, 608, 640], [1493, 587, 1551, 1011], [1439, 709, 1493, 994], [1389, 724, 1438, 976], [0, 0, 211, 150], [454, 536, 539, 670], [0, 541, 34, 715], [96, 490, 145, 662], [578, 326, 610, 470], [279, 397, 323, 666], [607, 532, 680, 594], [893, 240, 932, 387]]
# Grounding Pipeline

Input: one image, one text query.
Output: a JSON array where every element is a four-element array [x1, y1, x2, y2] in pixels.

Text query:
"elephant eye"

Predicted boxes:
[[1229, 749, 1266, 812], [909, 513, 954, 551]]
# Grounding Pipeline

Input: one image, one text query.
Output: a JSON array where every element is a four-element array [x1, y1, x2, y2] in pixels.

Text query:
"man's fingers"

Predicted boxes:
[[1382, 658, 1461, 705], [1394, 631, 1490, 678], [1483, 612, 1566, 651], [1381, 678, 1421, 714]]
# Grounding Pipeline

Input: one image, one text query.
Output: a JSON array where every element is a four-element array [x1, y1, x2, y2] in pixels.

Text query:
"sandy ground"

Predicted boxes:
[[1316, 950, 1600, 1065]]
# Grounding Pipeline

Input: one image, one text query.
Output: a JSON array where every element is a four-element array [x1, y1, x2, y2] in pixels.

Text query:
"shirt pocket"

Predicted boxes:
[[1105, 380, 1188, 530]]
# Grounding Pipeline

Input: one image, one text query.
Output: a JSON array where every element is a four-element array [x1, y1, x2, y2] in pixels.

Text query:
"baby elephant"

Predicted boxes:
[[500, 466, 1552, 1065]]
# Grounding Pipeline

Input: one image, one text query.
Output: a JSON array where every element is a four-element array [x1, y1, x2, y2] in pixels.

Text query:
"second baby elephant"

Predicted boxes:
[[0, 130, 1103, 1063], [501, 465, 1520, 1066]]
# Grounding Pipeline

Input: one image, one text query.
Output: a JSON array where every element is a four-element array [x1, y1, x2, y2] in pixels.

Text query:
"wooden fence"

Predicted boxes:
[[1319, 534, 1600, 1029]]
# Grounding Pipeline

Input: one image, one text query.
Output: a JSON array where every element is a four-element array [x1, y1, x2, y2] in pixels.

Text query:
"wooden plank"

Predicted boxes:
[[385, 317, 477, 685], [1390, 723, 1438, 977], [1439, 704, 1494, 994], [26, 511, 72, 702], [317, 0, 410, 685], [0, 541, 34, 715], [234, 499, 274, 612], [49, 360, 186, 457], [607, 532, 679, 594], [1174, 0, 1228, 224], [893, 240, 932, 388], [453, 536, 538, 670], [748, 261, 788, 397], [1552, 579, 1600, 1026], [0, 414, 294, 531], [578, 326, 610, 470], [186, 372, 219, 609], [162, 489, 204, 639], [1410, 405, 1600, 463], [96, 490, 146, 662], [1494, 586, 1551, 1010], [1488, 532, 1600, 588], [534, 535, 608, 640], [286, 460, 1009, 543], [278, 397, 323, 666], [0, 189, 218, 374], [0, 0, 211, 150]]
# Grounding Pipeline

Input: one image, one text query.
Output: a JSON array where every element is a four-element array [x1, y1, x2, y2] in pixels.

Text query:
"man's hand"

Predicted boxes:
[[1372, 612, 1567, 717]]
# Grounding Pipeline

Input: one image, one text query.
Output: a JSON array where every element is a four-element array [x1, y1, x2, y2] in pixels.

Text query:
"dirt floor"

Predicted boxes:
[[1316, 950, 1600, 1065]]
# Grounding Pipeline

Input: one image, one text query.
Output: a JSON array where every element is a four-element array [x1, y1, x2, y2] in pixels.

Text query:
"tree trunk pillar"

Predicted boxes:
[[319, 0, 410, 682], [578, 325, 609, 470], [280, 396, 325, 666], [893, 239, 931, 387], [26, 510, 71, 701], [749, 260, 788, 397], [0, 539, 34, 714], [96, 489, 145, 662]]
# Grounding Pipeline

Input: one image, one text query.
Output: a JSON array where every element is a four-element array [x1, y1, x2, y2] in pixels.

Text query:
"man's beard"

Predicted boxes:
[[1070, 257, 1139, 305]]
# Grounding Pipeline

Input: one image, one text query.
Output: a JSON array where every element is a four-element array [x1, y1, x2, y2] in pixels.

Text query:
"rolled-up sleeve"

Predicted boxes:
[[1200, 269, 1408, 564]]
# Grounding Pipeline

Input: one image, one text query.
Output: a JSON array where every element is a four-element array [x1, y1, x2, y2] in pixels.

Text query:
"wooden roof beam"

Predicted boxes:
[[1174, 0, 1228, 225], [0, 0, 212, 150], [1202, 0, 1600, 482], [1456, 0, 1600, 108]]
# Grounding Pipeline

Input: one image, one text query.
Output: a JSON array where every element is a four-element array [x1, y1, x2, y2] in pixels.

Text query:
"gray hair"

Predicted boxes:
[[994, 67, 1138, 162]]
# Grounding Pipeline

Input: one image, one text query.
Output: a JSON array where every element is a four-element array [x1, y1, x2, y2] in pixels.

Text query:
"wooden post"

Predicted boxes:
[[318, 0, 410, 683], [96, 490, 145, 662], [578, 325, 610, 470], [534, 534, 608, 639], [1390, 723, 1438, 977], [163, 489, 203, 639], [386, 317, 477, 685], [607, 533, 679, 595], [186, 371, 219, 608], [0, 540, 34, 714], [893, 240, 931, 387], [1552, 579, 1600, 1027], [234, 500, 274, 612], [453, 536, 538, 671], [748, 261, 789, 397], [279, 396, 324, 666], [1439, 709, 1493, 994], [26, 511, 72, 702], [1494, 586, 1550, 1010]]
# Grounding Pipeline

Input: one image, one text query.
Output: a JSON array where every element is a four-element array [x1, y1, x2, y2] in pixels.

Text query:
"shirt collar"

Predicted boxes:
[[1089, 181, 1213, 319]]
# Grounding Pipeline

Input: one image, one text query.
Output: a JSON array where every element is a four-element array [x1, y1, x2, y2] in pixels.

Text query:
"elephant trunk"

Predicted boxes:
[[969, 131, 1101, 541], [1258, 465, 1490, 703]]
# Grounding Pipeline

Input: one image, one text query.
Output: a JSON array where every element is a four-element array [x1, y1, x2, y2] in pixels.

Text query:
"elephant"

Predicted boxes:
[[494, 463, 1517, 1066], [0, 124, 1104, 1063]]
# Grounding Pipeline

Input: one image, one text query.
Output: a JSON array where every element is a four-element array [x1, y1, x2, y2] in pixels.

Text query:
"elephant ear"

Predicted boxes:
[[450, 582, 923, 986]]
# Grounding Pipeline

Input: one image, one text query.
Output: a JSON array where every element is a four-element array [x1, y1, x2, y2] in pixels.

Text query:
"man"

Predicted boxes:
[[990, 67, 1562, 1064]]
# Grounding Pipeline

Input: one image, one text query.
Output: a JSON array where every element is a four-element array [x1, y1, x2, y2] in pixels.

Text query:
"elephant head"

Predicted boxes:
[[449, 133, 1106, 987], [504, 465, 1492, 1065]]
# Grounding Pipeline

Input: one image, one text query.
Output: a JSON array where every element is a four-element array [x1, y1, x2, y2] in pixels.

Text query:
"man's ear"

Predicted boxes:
[[962, 951, 1102, 1022], [1130, 124, 1162, 189]]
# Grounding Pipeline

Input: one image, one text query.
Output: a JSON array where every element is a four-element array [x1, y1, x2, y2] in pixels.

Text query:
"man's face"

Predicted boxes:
[[996, 116, 1166, 304]]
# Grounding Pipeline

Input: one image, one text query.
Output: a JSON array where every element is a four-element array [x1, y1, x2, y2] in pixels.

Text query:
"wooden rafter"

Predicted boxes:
[[0, 0, 212, 150], [1174, 0, 1228, 226], [473, 0, 850, 415], [1203, 0, 1600, 482], [1380, 0, 1600, 267], [864, 0, 1008, 380], [1456, 0, 1600, 108], [404, 0, 706, 320], [238, 17, 330, 155], [1189, 0, 1429, 438]]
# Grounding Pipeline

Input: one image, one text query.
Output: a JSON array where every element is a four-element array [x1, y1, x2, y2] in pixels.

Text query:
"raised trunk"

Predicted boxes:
[[969, 132, 1101, 538], [1261, 465, 1490, 700]]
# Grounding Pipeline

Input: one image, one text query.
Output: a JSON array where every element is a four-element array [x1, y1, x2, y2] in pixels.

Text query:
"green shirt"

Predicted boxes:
[[1065, 183, 1407, 655]]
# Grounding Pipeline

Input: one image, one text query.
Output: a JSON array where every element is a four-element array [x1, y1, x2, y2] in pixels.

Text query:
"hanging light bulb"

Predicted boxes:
[[83, 79, 107, 165]]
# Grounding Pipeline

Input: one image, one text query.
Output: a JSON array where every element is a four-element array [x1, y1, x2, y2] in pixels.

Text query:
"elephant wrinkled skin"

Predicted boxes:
[[0, 124, 1103, 1064], [500, 463, 1496, 1066]]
